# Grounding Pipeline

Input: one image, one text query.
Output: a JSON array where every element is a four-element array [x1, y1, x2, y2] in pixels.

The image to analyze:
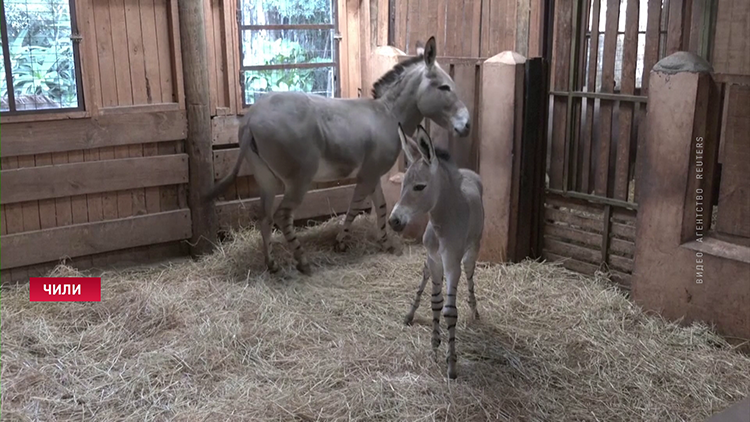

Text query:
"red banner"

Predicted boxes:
[[29, 277, 101, 302]]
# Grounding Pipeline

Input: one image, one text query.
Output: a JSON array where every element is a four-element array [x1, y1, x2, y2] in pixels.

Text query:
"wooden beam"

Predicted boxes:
[[1, 154, 189, 205], [0, 210, 192, 270], [178, 0, 218, 256], [212, 115, 240, 145], [216, 185, 356, 229], [1, 110, 187, 157]]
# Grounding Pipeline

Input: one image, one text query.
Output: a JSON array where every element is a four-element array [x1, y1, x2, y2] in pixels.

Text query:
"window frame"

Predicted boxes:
[[236, 0, 341, 108], [0, 0, 86, 116]]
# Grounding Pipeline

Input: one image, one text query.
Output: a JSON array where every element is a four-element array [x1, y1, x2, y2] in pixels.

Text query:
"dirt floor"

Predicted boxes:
[[2, 216, 749, 421]]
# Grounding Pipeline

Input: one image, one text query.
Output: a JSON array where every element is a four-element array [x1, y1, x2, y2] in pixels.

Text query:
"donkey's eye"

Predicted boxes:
[[413, 184, 427, 191], [438, 85, 451, 91]]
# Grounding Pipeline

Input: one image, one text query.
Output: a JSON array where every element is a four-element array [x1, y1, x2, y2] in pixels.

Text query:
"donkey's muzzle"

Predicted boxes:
[[455, 121, 471, 137], [388, 216, 406, 233]]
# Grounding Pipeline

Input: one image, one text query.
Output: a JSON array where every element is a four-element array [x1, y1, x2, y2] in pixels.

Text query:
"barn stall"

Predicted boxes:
[[1, 0, 749, 420]]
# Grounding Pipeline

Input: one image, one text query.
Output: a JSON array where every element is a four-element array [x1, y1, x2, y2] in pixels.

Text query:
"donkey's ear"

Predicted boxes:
[[415, 124, 436, 165], [415, 40, 425, 56], [423, 36, 437, 67], [398, 123, 418, 165]]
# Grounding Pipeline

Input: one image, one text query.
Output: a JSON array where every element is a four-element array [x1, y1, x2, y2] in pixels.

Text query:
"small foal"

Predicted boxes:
[[388, 124, 485, 379]]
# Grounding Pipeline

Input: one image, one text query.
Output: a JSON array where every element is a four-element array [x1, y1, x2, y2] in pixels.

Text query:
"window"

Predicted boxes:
[[238, 0, 339, 106], [0, 0, 84, 114]]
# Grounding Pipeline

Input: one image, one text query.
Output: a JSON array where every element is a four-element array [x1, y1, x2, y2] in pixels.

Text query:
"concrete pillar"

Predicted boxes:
[[632, 51, 750, 341], [477, 51, 527, 263]]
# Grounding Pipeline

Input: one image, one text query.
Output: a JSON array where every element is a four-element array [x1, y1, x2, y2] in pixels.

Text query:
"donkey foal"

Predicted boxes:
[[388, 124, 484, 379]]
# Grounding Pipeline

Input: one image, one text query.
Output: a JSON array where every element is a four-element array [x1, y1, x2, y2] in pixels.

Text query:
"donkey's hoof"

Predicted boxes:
[[404, 314, 415, 326], [267, 260, 280, 273], [296, 262, 312, 275], [471, 311, 480, 321], [447, 368, 458, 380], [334, 241, 349, 253]]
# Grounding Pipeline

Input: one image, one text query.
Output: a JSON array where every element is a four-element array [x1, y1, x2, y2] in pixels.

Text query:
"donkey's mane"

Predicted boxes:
[[371, 54, 425, 99]]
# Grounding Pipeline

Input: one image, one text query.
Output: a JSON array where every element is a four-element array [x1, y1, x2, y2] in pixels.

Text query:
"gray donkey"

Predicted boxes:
[[388, 124, 484, 379], [205, 36, 471, 275]]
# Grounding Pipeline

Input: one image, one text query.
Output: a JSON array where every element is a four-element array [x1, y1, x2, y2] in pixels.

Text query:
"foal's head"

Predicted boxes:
[[388, 124, 447, 232]]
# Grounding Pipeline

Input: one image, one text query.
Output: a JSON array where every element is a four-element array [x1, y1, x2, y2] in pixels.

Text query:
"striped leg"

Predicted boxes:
[[335, 181, 376, 252], [427, 254, 444, 353], [462, 247, 480, 321], [273, 183, 312, 275], [259, 190, 280, 273], [442, 256, 462, 379], [370, 181, 397, 253], [404, 261, 430, 325]]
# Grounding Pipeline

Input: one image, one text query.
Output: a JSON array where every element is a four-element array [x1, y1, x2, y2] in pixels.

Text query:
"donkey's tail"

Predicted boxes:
[[202, 117, 254, 203]]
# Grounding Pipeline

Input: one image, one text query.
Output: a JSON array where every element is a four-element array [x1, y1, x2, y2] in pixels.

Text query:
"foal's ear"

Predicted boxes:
[[415, 125, 436, 165], [423, 36, 437, 67], [397, 123, 418, 165]]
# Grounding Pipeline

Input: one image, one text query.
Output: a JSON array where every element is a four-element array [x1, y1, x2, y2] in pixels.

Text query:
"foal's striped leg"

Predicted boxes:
[[426, 255, 444, 352], [442, 258, 462, 379], [371, 181, 397, 253], [335, 181, 375, 252], [462, 247, 480, 321], [404, 261, 430, 325]]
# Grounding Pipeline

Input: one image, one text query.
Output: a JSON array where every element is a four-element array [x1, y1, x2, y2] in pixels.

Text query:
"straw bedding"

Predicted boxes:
[[2, 215, 749, 421]]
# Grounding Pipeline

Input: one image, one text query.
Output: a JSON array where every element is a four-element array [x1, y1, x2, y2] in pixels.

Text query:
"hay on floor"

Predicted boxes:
[[2, 215, 749, 421]]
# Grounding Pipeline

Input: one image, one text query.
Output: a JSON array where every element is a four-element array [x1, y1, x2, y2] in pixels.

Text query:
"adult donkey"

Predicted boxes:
[[204, 36, 471, 275]]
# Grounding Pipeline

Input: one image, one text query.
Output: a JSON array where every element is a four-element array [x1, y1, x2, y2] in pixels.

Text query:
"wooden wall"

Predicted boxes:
[[1, 0, 191, 283]]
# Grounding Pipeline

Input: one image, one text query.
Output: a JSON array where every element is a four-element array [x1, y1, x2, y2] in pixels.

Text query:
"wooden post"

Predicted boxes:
[[177, 0, 218, 257], [477, 51, 527, 263]]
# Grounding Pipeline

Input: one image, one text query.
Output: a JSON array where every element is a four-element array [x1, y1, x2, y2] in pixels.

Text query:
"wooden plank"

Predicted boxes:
[[216, 185, 356, 229], [124, 0, 148, 104], [115, 147, 134, 219], [154, 0, 174, 103], [204, 0, 219, 115], [377, 0, 389, 47], [158, 143, 180, 212], [450, 64, 478, 169], [139, 0, 163, 104], [470, 0, 482, 57], [608, 253, 634, 273], [611, 221, 635, 240], [715, 85, 750, 237], [711, 0, 750, 78], [528, 0, 543, 57], [546, 193, 606, 215], [35, 154, 57, 229], [222, 0, 239, 113], [98, 103, 181, 115], [515, 0, 532, 57], [178, 0, 218, 256], [337, 0, 351, 97], [2, 159, 24, 235], [594, 0, 620, 197], [212, 115, 241, 145], [405, 0, 420, 54], [359, 0, 372, 98], [641, 0, 663, 96], [544, 222, 602, 248], [213, 149, 252, 180], [50, 152, 73, 228], [395, 0, 407, 51], [545, 206, 603, 233], [610, 237, 635, 257], [143, 144, 162, 214], [547, 0, 574, 189], [542, 250, 600, 276], [93, 0, 118, 107], [0, 210, 192, 270], [169, 0, 186, 108], [544, 237, 601, 265], [110, 0, 134, 105], [613, 0, 639, 201], [2, 110, 187, 157], [68, 151, 90, 225], [347, 0, 362, 97], [129, 146, 148, 217], [581, 0, 601, 193], [16, 156, 41, 233], [84, 148, 104, 224], [78, 0, 101, 115], [665, 0, 684, 56]]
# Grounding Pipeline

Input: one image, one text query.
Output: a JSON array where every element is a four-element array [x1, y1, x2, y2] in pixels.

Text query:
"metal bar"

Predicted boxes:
[[550, 90, 648, 103], [332, 0, 341, 98], [239, 24, 335, 30], [546, 188, 638, 210], [1, 2, 17, 113], [240, 62, 337, 72]]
